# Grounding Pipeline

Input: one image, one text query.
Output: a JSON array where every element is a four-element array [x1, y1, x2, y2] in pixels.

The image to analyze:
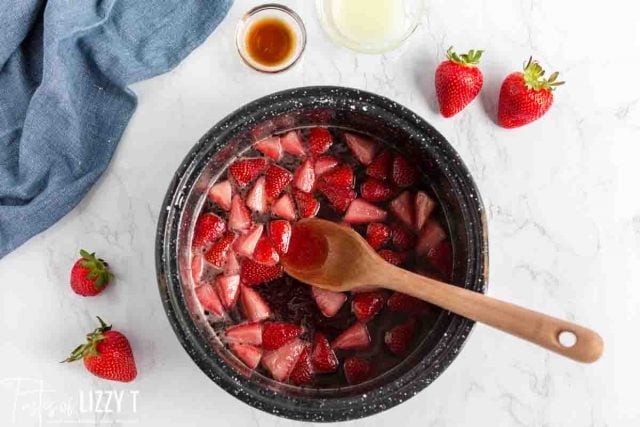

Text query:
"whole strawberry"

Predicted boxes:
[[435, 47, 484, 118], [63, 317, 137, 383], [70, 249, 114, 296], [498, 57, 564, 128]]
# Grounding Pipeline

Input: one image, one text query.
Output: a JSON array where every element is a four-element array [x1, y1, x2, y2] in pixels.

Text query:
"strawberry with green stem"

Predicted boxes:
[[70, 249, 114, 296], [435, 47, 484, 118]]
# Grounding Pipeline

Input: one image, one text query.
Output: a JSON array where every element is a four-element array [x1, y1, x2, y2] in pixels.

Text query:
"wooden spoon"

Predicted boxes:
[[281, 218, 604, 363]]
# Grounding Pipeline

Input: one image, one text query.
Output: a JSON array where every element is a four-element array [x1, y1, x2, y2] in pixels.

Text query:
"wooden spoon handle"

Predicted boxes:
[[384, 269, 604, 363]]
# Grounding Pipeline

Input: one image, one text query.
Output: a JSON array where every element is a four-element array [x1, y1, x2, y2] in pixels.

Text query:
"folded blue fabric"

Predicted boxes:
[[0, 0, 232, 258]]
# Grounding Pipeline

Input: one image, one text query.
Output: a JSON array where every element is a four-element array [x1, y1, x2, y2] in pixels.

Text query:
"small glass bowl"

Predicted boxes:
[[236, 4, 307, 73], [316, 0, 425, 54]]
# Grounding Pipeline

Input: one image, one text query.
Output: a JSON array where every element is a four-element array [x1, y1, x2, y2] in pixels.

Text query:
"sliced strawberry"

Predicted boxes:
[[241, 285, 272, 321], [293, 190, 320, 218], [289, 344, 314, 386], [317, 180, 356, 213], [261, 338, 306, 382], [268, 220, 291, 255], [387, 292, 429, 314], [265, 164, 293, 200], [415, 191, 436, 231], [233, 224, 263, 258], [209, 180, 233, 211], [280, 131, 306, 157], [352, 291, 385, 322], [245, 176, 267, 213], [366, 223, 391, 250], [191, 254, 204, 284], [240, 259, 283, 286], [192, 213, 226, 250], [271, 194, 297, 221], [384, 318, 417, 355], [320, 164, 354, 189], [332, 323, 371, 350], [229, 343, 262, 369], [254, 136, 282, 161], [344, 132, 378, 165], [377, 249, 407, 266], [390, 223, 416, 251], [262, 322, 304, 350], [311, 287, 347, 317], [426, 240, 453, 276], [308, 127, 333, 156], [204, 231, 236, 268], [216, 274, 240, 309], [314, 156, 339, 176], [391, 155, 418, 187], [366, 149, 392, 180], [253, 235, 279, 266], [416, 221, 447, 256], [225, 322, 263, 346], [360, 178, 394, 202], [293, 159, 315, 193], [344, 199, 387, 224], [343, 357, 371, 385], [311, 332, 338, 373], [390, 191, 415, 228], [229, 157, 268, 188], [223, 251, 240, 275], [195, 283, 225, 317], [229, 195, 251, 232]]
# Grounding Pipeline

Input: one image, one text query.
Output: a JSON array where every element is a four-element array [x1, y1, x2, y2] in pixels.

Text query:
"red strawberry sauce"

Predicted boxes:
[[283, 222, 328, 270]]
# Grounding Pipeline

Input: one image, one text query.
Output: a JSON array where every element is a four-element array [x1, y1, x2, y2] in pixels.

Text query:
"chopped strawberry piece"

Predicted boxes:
[[204, 231, 236, 268], [262, 322, 304, 350], [225, 322, 263, 346], [230, 343, 262, 369], [414, 191, 436, 231], [317, 180, 356, 213], [332, 323, 371, 350], [384, 318, 417, 355], [366, 150, 392, 180], [390, 223, 416, 251], [268, 220, 291, 255], [289, 344, 314, 386], [216, 274, 240, 309], [311, 333, 338, 373], [195, 283, 225, 317], [229, 157, 268, 188], [271, 194, 297, 220], [391, 155, 418, 187], [209, 180, 233, 210], [233, 224, 263, 258], [240, 285, 272, 321], [344, 132, 378, 165], [245, 176, 267, 213], [390, 191, 415, 228], [261, 338, 306, 382], [352, 291, 385, 322], [192, 213, 226, 250], [293, 159, 315, 193], [426, 240, 453, 276], [314, 155, 339, 176], [280, 131, 306, 157], [344, 199, 387, 224], [308, 127, 333, 156], [366, 223, 391, 250], [377, 249, 407, 266], [320, 164, 354, 189], [343, 357, 371, 385], [223, 251, 240, 275], [191, 254, 204, 284], [254, 136, 282, 161], [229, 195, 251, 232], [416, 221, 447, 256], [311, 287, 347, 317], [253, 235, 280, 266], [387, 292, 429, 314], [360, 178, 394, 202], [293, 190, 320, 218], [265, 164, 293, 200], [240, 259, 283, 286]]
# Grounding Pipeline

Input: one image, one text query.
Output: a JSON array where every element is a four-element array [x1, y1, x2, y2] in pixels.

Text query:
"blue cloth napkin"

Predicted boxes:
[[0, 0, 232, 258]]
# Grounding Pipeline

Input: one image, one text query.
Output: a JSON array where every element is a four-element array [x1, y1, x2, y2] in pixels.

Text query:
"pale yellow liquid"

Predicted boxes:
[[331, 0, 404, 45]]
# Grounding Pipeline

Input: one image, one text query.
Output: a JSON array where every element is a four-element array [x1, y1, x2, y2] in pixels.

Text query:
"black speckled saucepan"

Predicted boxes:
[[156, 86, 488, 422]]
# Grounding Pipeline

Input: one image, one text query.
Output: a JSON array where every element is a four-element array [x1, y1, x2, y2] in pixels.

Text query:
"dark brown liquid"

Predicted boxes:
[[245, 18, 295, 67]]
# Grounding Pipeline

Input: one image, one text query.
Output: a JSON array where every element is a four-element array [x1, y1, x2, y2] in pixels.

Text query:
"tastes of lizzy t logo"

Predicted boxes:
[[0, 378, 139, 426]]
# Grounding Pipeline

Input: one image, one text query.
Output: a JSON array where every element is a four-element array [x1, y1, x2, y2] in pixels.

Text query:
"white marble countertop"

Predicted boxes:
[[2, 1, 639, 426]]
